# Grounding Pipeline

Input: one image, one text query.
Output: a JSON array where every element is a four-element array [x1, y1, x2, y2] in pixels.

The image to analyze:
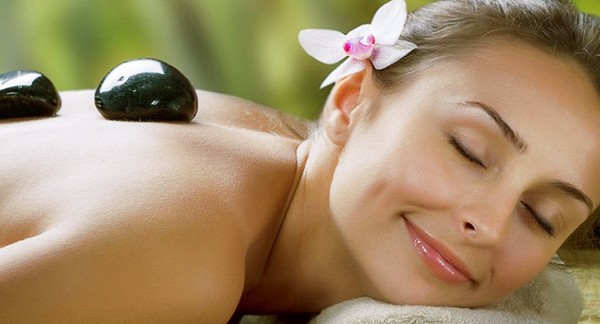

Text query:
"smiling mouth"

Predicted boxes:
[[403, 217, 475, 284]]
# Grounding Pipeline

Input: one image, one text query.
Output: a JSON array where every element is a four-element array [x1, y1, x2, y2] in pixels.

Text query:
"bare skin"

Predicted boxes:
[[2, 41, 600, 323], [0, 90, 308, 323], [238, 41, 600, 313]]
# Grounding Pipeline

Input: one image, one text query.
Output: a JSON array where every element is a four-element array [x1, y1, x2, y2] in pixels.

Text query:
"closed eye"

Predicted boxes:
[[520, 201, 555, 237], [448, 136, 486, 169]]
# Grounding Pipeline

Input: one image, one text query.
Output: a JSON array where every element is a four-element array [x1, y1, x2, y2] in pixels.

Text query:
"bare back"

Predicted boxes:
[[0, 90, 307, 322]]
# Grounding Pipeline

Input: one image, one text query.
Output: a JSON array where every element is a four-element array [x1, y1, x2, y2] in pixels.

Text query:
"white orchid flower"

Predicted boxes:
[[299, 0, 417, 88]]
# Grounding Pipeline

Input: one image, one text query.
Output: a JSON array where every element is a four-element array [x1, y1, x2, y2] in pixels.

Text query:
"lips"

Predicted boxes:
[[404, 217, 474, 284]]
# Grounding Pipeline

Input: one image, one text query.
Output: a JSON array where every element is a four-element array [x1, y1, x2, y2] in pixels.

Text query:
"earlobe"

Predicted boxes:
[[324, 107, 351, 146], [322, 65, 378, 147]]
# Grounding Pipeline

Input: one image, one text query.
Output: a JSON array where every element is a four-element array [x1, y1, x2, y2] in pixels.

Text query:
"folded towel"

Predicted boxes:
[[311, 267, 582, 324]]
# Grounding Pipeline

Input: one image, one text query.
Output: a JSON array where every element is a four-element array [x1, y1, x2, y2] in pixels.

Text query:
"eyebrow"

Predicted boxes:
[[550, 181, 594, 214], [460, 101, 594, 213], [461, 101, 528, 153]]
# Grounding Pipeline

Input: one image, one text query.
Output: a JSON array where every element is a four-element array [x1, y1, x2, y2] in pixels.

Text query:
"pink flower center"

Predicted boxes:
[[343, 34, 376, 60]]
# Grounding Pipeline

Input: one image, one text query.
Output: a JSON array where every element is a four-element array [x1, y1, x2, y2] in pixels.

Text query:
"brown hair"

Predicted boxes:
[[373, 0, 600, 263]]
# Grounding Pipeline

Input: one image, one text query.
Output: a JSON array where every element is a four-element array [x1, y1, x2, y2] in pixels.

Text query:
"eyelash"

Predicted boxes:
[[448, 136, 486, 168], [521, 202, 555, 237], [448, 136, 556, 237]]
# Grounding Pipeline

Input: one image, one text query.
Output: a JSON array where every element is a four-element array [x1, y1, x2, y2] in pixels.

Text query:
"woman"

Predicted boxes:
[[1, 0, 599, 322]]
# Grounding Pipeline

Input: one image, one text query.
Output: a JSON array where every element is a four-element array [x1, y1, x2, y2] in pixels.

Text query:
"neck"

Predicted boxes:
[[238, 135, 363, 314]]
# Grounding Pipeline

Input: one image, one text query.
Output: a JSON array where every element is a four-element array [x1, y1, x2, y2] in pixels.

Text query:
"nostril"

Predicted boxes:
[[464, 222, 476, 232]]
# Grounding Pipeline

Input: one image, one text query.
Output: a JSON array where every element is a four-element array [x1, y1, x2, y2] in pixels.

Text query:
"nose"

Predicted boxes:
[[454, 195, 516, 246]]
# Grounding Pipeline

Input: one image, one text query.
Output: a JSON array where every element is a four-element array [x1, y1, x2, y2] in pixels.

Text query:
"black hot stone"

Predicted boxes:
[[0, 70, 61, 119], [95, 58, 198, 122]]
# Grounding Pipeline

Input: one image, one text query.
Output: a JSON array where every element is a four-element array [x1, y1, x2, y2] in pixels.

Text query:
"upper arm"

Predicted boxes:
[[0, 212, 246, 323]]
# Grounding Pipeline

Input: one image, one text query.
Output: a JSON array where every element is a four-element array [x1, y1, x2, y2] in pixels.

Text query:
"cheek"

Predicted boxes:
[[328, 119, 468, 248], [483, 233, 559, 302], [327, 125, 467, 294], [328, 145, 389, 234]]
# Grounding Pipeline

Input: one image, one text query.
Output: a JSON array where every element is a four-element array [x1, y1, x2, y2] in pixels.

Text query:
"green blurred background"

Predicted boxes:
[[1, 0, 599, 119]]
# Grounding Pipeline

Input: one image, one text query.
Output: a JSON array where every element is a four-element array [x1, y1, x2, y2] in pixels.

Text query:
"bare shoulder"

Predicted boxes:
[[194, 90, 311, 139]]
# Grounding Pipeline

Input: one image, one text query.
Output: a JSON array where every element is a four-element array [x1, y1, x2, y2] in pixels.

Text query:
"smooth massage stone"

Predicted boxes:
[[0, 70, 61, 119], [95, 58, 198, 122]]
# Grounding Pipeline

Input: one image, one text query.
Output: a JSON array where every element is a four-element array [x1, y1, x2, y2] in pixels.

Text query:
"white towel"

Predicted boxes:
[[311, 267, 582, 324]]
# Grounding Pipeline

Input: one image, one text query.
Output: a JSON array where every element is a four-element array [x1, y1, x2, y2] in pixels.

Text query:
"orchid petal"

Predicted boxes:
[[320, 59, 367, 89], [299, 29, 347, 64], [346, 24, 373, 39], [371, 41, 417, 70], [299, 0, 417, 88], [371, 0, 408, 45]]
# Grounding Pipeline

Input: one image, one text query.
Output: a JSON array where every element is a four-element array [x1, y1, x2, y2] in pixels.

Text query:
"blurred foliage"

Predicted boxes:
[[0, 0, 599, 119]]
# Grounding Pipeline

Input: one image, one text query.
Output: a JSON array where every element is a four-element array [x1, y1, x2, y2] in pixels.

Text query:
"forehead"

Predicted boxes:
[[379, 40, 600, 204], [431, 40, 600, 130]]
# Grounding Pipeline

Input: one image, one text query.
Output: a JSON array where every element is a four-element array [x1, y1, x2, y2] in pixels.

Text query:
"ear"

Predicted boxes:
[[322, 65, 378, 146]]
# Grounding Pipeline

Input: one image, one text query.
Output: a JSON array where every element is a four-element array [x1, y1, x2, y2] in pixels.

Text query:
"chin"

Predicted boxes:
[[373, 282, 512, 309]]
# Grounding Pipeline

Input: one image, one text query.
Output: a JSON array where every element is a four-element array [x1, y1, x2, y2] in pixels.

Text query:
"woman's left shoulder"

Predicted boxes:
[[193, 90, 310, 141]]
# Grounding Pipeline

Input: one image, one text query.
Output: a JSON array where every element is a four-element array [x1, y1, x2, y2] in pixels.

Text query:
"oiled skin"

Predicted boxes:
[[0, 90, 309, 323]]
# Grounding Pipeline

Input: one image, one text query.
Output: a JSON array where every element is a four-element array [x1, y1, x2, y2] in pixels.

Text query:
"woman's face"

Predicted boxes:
[[328, 41, 600, 307]]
